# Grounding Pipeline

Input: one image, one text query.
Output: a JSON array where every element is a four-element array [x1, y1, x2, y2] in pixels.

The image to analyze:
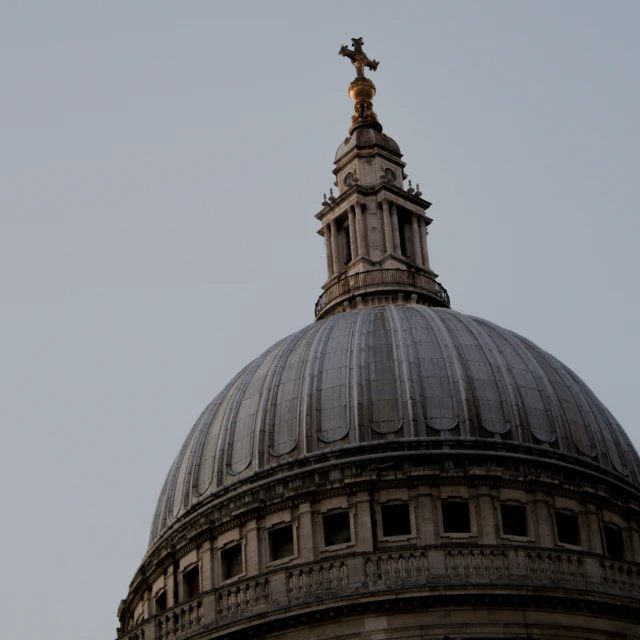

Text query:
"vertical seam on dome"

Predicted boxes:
[[301, 316, 335, 455], [182, 395, 223, 509], [447, 312, 512, 436], [258, 323, 318, 460], [387, 305, 412, 437], [190, 371, 247, 500], [253, 332, 305, 471], [350, 308, 368, 445], [519, 338, 597, 459], [418, 308, 472, 436], [219, 346, 280, 481], [315, 311, 358, 444], [472, 317, 558, 445], [160, 417, 202, 532], [227, 340, 288, 475], [460, 316, 529, 440], [408, 307, 458, 433], [399, 306, 428, 436], [561, 365, 628, 475]]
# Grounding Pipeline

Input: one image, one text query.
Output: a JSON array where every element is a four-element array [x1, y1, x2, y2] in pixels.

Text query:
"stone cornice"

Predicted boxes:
[[315, 183, 431, 222], [124, 438, 640, 600]]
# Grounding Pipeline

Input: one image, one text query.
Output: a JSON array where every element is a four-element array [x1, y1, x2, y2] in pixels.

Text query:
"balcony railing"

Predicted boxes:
[[120, 545, 640, 640], [315, 268, 450, 317]]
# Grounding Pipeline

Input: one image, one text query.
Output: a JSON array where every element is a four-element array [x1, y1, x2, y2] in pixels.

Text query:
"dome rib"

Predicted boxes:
[[473, 317, 558, 444], [148, 306, 640, 547]]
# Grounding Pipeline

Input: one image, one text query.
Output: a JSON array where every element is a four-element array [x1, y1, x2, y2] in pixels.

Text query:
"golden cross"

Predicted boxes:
[[339, 37, 379, 79]]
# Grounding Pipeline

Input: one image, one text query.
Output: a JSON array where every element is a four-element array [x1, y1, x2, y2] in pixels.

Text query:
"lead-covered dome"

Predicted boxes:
[[149, 305, 640, 546]]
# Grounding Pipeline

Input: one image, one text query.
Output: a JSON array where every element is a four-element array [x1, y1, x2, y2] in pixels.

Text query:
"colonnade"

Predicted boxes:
[[324, 199, 431, 279]]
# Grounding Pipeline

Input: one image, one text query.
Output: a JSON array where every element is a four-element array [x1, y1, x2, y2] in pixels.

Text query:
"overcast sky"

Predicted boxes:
[[1, 2, 639, 637]]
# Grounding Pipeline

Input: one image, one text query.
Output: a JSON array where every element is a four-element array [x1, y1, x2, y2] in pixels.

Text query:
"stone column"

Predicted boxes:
[[585, 504, 603, 554], [382, 200, 393, 255], [629, 522, 640, 562], [534, 493, 555, 548], [324, 224, 334, 278], [418, 216, 431, 270], [477, 489, 497, 544], [348, 207, 358, 260], [390, 202, 401, 254], [297, 502, 314, 563], [330, 218, 341, 275], [166, 563, 177, 606], [245, 519, 260, 575], [411, 213, 423, 266], [355, 202, 366, 257], [200, 540, 214, 592]]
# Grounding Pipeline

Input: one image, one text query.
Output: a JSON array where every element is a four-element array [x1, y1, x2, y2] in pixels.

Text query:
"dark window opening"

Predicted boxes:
[[269, 524, 294, 561], [154, 591, 167, 614], [500, 504, 528, 537], [604, 525, 624, 560], [555, 512, 580, 546], [323, 511, 352, 547], [441, 501, 471, 534], [398, 217, 408, 256], [381, 503, 412, 537], [344, 225, 352, 264], [221, 543, 243, 580], [182, 565, 200, 600]]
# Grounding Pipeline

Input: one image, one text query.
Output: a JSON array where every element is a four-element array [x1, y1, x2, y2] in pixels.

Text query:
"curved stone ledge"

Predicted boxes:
[[144, 438, 640, 561]]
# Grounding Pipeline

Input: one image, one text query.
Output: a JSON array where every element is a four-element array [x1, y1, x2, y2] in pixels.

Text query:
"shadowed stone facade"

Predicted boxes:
[[116, 40, 640, 640]]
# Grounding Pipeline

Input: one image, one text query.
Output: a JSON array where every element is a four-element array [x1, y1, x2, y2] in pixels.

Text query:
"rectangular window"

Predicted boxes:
[[500, 503, 528, 537], [182, 566, 200, 600], [555, 512, 580, 546], [221, 543, 243, 580], [323, 511, 352, 547], [603, 525, 624, 560], [441, 501, 471, 534], [381, 503, 412, 537], [154, 591, 167, 614], [269, 524, 294, 561]]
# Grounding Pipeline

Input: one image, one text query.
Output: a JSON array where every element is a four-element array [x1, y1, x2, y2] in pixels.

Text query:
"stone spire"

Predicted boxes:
[[314, 39, 450, 320]]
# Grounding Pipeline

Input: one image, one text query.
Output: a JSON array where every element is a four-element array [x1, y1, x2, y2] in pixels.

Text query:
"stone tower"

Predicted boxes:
[[116, 40, 640, 640], [316, 37, 448, 319]]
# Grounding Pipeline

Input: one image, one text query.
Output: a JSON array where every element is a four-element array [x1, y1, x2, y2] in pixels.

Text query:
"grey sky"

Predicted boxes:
[[1, 2, 638, 637]]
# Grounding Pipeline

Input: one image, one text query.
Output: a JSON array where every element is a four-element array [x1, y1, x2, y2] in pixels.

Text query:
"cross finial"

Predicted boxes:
[[339, 37, 379, 79]]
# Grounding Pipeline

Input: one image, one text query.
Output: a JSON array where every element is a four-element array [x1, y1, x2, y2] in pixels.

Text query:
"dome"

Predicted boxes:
[[149, 305, 640, 546], [335, 126, 401, 162]]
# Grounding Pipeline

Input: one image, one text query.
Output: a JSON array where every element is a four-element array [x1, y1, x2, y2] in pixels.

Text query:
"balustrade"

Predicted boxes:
[[315, 268, 449, 316], [601, 560, 640, 593], [217, 578, 270, 618], [155, 601, 202, 640], [289, 561, 348, 597], [122, 546, 640, 639]]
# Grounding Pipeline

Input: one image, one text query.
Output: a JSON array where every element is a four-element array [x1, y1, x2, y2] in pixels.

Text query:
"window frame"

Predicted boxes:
[[553, 510, 583, 549], [219, 539, 245, 584], [319, 508, 356, 552], [498, 501, 534, 542], [602, 522, 626, 561], [377, 500, 416, 542], [266, 521, 298, 567], [438, 499, 477, 539], [181, 562, 201, 601], [153, 589, 167, 615]]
